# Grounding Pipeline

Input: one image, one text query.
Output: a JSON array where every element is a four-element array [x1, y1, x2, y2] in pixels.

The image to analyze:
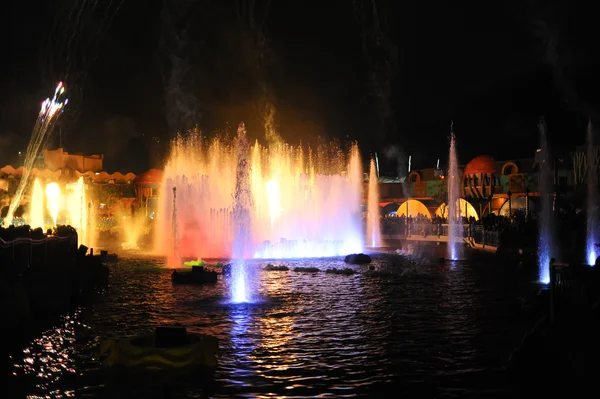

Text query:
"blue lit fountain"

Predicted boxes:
[[586, 120, 598, 266], [447, 127, 463, 260], [537, 118, 554, 283], [231, 123, 254, 303]]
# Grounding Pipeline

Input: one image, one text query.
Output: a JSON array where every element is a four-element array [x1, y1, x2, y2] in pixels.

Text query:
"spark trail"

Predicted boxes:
[[4, 83, 68, 227]]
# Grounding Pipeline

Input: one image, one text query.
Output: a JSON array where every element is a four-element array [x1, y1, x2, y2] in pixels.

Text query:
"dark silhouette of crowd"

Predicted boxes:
[[373, 204, 590, 255]]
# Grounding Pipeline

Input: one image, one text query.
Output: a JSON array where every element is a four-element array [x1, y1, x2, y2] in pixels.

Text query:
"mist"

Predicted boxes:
[[383, 145, 408, 180], [158, 0, 203, 135]]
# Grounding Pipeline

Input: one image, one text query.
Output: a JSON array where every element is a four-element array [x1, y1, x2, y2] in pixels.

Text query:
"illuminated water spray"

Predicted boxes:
[[586, 120, 598, 266], [447, 126, 463, 260], [265, 179, 281, 229], [4, 82, 67, 226], [29, 179, 45, 229], [366, 158, 382, 247], [231, 123, 253, 303], [537, 118, 554, 283], [66, 177, 89, 247], [171, 187, 180, 268], [45, 183, 60, 227], [156, 127, 364, 261]]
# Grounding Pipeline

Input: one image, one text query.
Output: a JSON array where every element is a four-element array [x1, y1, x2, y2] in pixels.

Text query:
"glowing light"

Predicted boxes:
[[587, 245, 597, 267], [45, 183, 60, 227]]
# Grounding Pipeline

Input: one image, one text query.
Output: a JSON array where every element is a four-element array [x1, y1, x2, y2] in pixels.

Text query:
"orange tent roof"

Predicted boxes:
[[134, 168, 163, 184], [464, 155, 496, 175]]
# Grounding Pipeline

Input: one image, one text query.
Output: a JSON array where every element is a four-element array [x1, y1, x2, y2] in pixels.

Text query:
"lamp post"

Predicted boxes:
[[507, 190, 512, 222], [525, 187, 530, 219]]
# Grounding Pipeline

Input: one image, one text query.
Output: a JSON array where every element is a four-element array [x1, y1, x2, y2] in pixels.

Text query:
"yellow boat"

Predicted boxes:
[[99, 327, 218, 375]]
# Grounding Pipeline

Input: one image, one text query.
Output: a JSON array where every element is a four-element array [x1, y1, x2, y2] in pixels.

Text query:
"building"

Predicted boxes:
[[42, 148, 104, 173], [133, 169, 163, 216], [372, 146, 592, 220]]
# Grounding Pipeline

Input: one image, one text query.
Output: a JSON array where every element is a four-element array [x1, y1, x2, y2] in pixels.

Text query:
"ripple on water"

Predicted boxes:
[[8, 250, 537, 398]]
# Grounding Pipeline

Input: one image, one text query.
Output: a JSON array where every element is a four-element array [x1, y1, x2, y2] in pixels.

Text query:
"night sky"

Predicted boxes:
[[1, 0, 600, 175]]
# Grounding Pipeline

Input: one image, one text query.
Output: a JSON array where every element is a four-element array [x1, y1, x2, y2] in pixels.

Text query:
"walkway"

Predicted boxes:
[[382, 233, 498, 253]]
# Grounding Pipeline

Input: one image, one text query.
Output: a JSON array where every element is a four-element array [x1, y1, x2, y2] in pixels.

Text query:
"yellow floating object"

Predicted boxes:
[[183, 258, 205, 267], [99, 327, 218, 373]]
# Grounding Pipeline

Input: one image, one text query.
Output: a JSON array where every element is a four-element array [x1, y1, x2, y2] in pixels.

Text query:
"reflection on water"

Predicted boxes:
[[7, 249, 539, 398]]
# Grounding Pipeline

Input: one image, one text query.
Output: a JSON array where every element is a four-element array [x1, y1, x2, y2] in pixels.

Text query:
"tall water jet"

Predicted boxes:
[[231, 123, 253, 303], [29, 179, 45, 229], [121, 212, 149, 250], [537, 118, 554, 283], [366, 158, 382, 247], [170, 187, 180, 268], [586, 120, 598, 265], [4, 83, 67, 226], [65, 177, 89, 247], [447, 128, 463, 260], [157, 126, 364, 260], [46, 183, 60, 228]]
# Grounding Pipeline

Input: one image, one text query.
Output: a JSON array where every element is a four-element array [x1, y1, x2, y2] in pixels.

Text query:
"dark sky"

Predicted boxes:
[[1, 0, 600, 174]]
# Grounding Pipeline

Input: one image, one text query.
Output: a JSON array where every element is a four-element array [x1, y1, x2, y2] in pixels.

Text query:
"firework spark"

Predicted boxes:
[[3, 82, 68, 227]]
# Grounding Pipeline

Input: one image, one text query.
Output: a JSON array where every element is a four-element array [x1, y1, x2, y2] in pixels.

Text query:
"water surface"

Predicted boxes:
[[8, 247, 539, 398]]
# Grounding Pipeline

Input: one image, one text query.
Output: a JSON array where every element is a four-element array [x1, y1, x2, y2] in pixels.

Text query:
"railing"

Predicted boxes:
[[548, 260, 600, 323], [382, 222, 500, 247], [0, 234, 78, 266]]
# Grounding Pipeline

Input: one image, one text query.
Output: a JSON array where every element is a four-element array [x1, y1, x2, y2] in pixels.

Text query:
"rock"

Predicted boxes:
[[344, 253, 371, 264]]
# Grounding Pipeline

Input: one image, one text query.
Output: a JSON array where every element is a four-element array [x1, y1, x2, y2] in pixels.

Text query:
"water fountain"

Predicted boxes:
[[29, 179, 45, 229], [29, 176, 92, 247], [586, 120, 598, 266], [156, 125, 364, 263], [537, 118, 554, 283], [169, 187, 180, 268], [121, 212, 150, 250], [366, 158, 382, 248], [4, 83, 67, 227], [46, 183, 60, 227], [447, 128, 463, 260], [231, 123, 253, 303]]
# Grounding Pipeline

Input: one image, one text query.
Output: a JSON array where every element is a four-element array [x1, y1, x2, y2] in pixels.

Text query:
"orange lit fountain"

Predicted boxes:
[[156, 124, 364, 262], [366, 158, 382, 248], [28, 176, 93, 247]]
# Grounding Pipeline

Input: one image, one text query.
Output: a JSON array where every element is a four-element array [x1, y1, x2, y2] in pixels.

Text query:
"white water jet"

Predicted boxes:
[[366, 158, 382, 247], [537, 118, 554, 283], [231, 123, 253, 303], [447, 129, 463, 260], [586, 119, 598, 266]]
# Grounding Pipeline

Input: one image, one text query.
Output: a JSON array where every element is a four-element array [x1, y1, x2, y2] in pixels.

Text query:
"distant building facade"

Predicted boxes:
[[42, 148, 104, 173]]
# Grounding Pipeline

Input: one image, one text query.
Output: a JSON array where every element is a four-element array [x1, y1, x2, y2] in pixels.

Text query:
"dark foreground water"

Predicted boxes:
[[6, 246, 541, 398]]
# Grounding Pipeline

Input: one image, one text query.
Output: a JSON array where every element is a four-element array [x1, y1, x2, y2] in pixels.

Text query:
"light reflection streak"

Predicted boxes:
[[12, 310, 89, 398]]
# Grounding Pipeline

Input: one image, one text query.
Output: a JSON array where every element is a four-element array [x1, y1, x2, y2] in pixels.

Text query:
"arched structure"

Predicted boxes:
[[396, 199, 432, 219], [382, 202, 401, 215], [408, 171, 421, 183], [462, 155, 501, 198], [498, 196, 535, 217], [435, 199, 479, 221], [501, 161, 518, 175]]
